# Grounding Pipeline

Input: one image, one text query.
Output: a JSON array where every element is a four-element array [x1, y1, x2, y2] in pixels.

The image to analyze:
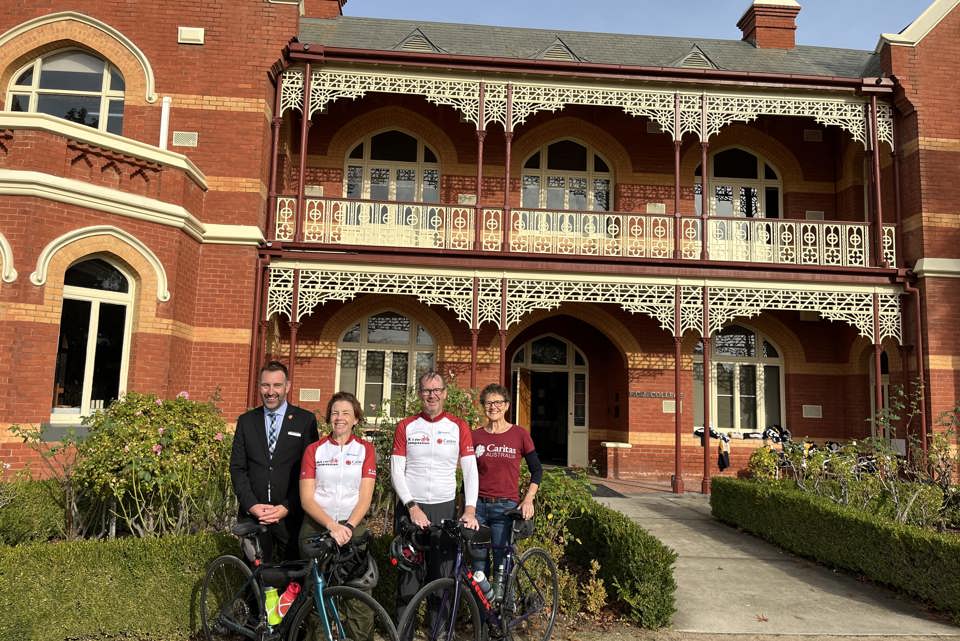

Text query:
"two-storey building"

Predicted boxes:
[[1, 0, 957, 490]]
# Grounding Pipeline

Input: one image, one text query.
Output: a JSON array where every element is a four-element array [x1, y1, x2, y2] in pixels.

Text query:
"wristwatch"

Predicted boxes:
[[404, 500, 418, 510]]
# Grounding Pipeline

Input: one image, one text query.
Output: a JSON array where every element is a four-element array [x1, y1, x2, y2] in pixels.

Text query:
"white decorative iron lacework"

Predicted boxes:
[[503, 278, 676, 332], [882, 224, 896, 266], [875, 101, 895, 150], [308, 69, 483, 123], [706, 219, 876, 267], [705, 287, 900, 342], [878, 293, 901, 343], [477, 277, 504, 328], [279, 69, 304, 116], [509, 210, 674, 259], [265, 268, 294, 320], [275, 197, 296, 241], [680, 285, 704, 337], [294, 269, 477, 325]]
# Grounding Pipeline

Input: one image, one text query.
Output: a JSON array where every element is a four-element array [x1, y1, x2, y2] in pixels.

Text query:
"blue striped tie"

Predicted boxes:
[[267, 412, 279, 456]]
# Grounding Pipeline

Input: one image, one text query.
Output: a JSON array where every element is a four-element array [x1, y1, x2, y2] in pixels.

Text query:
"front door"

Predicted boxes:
[[530, 372, 568, 465]]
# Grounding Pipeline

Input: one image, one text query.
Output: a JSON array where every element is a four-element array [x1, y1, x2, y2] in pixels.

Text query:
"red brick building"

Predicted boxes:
[[0, 0, 957, 490]]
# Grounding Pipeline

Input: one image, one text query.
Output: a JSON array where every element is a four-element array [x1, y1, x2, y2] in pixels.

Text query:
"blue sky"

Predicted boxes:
[[344, 0, 935, 51]]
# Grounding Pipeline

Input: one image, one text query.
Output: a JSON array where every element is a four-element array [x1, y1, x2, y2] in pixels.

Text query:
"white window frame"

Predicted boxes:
[[343, 130, 440, 203], [693, 325, 785, 433], [521, 140, 613, 212], [6, 48, 125, 134], [695, 147, 782, 218], [335, 311, 436, 418], [50, 260, 134, 424]]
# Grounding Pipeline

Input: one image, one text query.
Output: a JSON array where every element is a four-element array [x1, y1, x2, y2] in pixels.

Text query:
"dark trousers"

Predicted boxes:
[[394, 499, 457, 622], [239, 515, 301, 563]]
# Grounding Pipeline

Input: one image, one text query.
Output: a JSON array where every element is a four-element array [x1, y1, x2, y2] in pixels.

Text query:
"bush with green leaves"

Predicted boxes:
[[711, 477, 960, 620], [0, 478, 64, 545], [0, 532, 235, 641], [71, 391, 235, 537]]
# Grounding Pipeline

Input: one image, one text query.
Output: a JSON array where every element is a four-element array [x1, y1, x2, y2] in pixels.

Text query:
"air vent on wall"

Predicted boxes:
[[674, 45, 718, 70], [172, 131, 198, 148], [802, 404, 823, 419], [299, 388, 322, 402]]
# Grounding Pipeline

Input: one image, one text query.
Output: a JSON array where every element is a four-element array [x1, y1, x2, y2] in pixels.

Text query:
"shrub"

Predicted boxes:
[[746, 446, 778, 481], [0, 532, 235, 641], [71, 391, 235, 537], [0, 479, 64, 545], [567, 501, 677, 628], [711, 477, 960, 620]]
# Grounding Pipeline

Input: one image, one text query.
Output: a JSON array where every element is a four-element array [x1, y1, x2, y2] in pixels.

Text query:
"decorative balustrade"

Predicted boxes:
[[273, 196, 896, 268]]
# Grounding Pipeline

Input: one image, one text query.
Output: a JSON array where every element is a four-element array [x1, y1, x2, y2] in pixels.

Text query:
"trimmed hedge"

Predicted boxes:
[[0, 532, 235, 641], [711, 477, 960, 620], [567, 501, 677, 628], [0, 480, 64, 545]]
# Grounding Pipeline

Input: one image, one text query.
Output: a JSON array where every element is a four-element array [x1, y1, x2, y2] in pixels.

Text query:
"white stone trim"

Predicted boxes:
[[0, 11, 159, 103], [0, 232, 16, 283], [879, 0, 960, 48], [913, 257, 960, 278], [0, 170, 262, 246], [0, 113, 206, 188], [30, 225, 171, 302]]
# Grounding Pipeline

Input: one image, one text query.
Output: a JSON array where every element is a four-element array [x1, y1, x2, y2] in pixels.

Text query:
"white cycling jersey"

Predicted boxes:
[[299, 434, 376, 521], [391, 411, 477, 506]]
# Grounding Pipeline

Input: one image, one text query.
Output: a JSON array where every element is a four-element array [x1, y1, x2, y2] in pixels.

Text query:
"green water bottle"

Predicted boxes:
[[264, 586, 282, 625]]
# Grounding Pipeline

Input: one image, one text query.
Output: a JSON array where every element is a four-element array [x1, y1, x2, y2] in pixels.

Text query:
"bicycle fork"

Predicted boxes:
[[312, 564, 346, 640]]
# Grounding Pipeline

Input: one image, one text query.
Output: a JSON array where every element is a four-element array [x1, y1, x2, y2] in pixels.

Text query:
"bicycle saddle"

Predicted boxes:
[[232, 520, 267, 538]]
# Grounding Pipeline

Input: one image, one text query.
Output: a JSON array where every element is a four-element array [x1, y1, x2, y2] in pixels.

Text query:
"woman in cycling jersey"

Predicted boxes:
[[299, 391, 377, 549], [471, 383, 543, 578]]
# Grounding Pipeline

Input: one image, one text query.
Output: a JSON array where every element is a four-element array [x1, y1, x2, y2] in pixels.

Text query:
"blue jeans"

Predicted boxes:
[[471, 498, 517, 579]]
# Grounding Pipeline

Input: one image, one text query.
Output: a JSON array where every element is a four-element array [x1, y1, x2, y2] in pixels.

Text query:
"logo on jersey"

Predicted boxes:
[[475, 445, 486, 458], [407, 434, 431, 445]]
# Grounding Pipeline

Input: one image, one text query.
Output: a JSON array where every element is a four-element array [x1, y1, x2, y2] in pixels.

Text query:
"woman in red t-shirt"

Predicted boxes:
[[471, 383, 543, 578]]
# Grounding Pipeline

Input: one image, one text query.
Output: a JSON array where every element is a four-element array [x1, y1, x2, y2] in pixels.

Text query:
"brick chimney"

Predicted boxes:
[[302, 0, 346, 18], [737, 0, 801, 49]]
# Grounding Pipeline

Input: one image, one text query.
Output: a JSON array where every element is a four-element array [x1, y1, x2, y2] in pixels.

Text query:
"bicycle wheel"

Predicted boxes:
[[200, 554, 261, 641], [397, 577, 482, 641], [287, 585, 398, 641], [502, 548, 558, 641]]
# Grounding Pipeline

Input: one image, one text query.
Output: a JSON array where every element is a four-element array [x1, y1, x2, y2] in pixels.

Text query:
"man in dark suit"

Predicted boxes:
[[230, 360, 318, 561]]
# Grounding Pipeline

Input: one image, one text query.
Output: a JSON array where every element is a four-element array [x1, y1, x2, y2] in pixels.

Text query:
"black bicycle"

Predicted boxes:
[[200, 521, 398, 641], [395, 511, 558, 641]]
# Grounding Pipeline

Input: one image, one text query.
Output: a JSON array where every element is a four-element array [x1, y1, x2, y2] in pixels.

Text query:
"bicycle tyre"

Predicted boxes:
[[397, 577, 483, 641], [200, 554, 261, 641], [286, 584, 398, 641], [502, 548, 558, 641]]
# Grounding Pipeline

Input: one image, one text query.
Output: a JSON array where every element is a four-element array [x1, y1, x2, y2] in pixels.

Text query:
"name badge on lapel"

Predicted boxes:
[[288, 432, 302, 437]]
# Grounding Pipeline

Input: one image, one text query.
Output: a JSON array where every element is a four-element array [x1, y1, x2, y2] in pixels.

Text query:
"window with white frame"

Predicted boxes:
[[51, 258, 133, 421], [7, 50, 125, 135], [337, 312, 436, 417], [521, 140, 612, 211], [694, 148, 781, 218], [344, 130, 440, 203], [693, 325, 784, 432]]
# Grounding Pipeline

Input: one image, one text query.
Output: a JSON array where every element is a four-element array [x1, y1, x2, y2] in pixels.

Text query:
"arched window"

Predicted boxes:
[[521, 140, 611, 211], [337, 311, 436, 417], [695, 148, 781, 218], [344, 131, 440, 202], [693, 325, 784, 432], [7, 50, 125, 134], [51, 258, 133, 421]]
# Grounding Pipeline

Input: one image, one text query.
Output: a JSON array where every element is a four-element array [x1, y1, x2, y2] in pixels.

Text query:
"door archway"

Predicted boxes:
[[510, 334, 588, 466]]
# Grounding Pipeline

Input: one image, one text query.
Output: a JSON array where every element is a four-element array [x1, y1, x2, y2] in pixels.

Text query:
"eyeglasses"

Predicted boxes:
[[420, 387, 446, 397], [483, 400, 507, 408]]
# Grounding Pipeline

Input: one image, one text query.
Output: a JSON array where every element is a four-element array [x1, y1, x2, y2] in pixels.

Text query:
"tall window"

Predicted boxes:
[[51, 258, 133, 421], [521, 140, 612, 211], [7, 50, 125, 134], [693, 325, 784, 432], [337, 312, 436, 417], [344, 131, 440, 202], [695, 148, 781, 218]]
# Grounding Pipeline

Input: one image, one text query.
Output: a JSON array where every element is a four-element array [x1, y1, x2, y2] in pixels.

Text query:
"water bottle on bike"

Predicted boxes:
[[471, 570, 495, 603]]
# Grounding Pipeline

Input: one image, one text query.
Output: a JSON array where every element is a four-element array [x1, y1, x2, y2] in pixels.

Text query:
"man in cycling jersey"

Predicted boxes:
[[391, 371, 479, 620]]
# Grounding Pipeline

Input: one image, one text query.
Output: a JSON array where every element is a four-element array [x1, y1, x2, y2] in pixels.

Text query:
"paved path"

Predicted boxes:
[[597, 491, 959, 636]]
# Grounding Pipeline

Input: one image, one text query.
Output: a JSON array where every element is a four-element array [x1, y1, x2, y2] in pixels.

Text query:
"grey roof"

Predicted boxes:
[[298, 16, 878, 79]]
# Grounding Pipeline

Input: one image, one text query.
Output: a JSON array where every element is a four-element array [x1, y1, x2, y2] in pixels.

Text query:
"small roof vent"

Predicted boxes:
[[534, 36, 583, 62], [395, 28, 445, 54], [675, 45, 718, 70]]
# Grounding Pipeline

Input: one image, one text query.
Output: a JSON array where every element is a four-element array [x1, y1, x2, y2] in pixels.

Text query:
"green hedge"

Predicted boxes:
[[0, 532, 235, 641], [567, 501, 677, 628], [710, 477, 960, 619], [0, 480, 64, 545]]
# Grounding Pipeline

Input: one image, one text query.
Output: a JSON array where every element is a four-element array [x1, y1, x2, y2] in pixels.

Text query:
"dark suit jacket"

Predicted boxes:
[[230, 403, 319, 545]]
